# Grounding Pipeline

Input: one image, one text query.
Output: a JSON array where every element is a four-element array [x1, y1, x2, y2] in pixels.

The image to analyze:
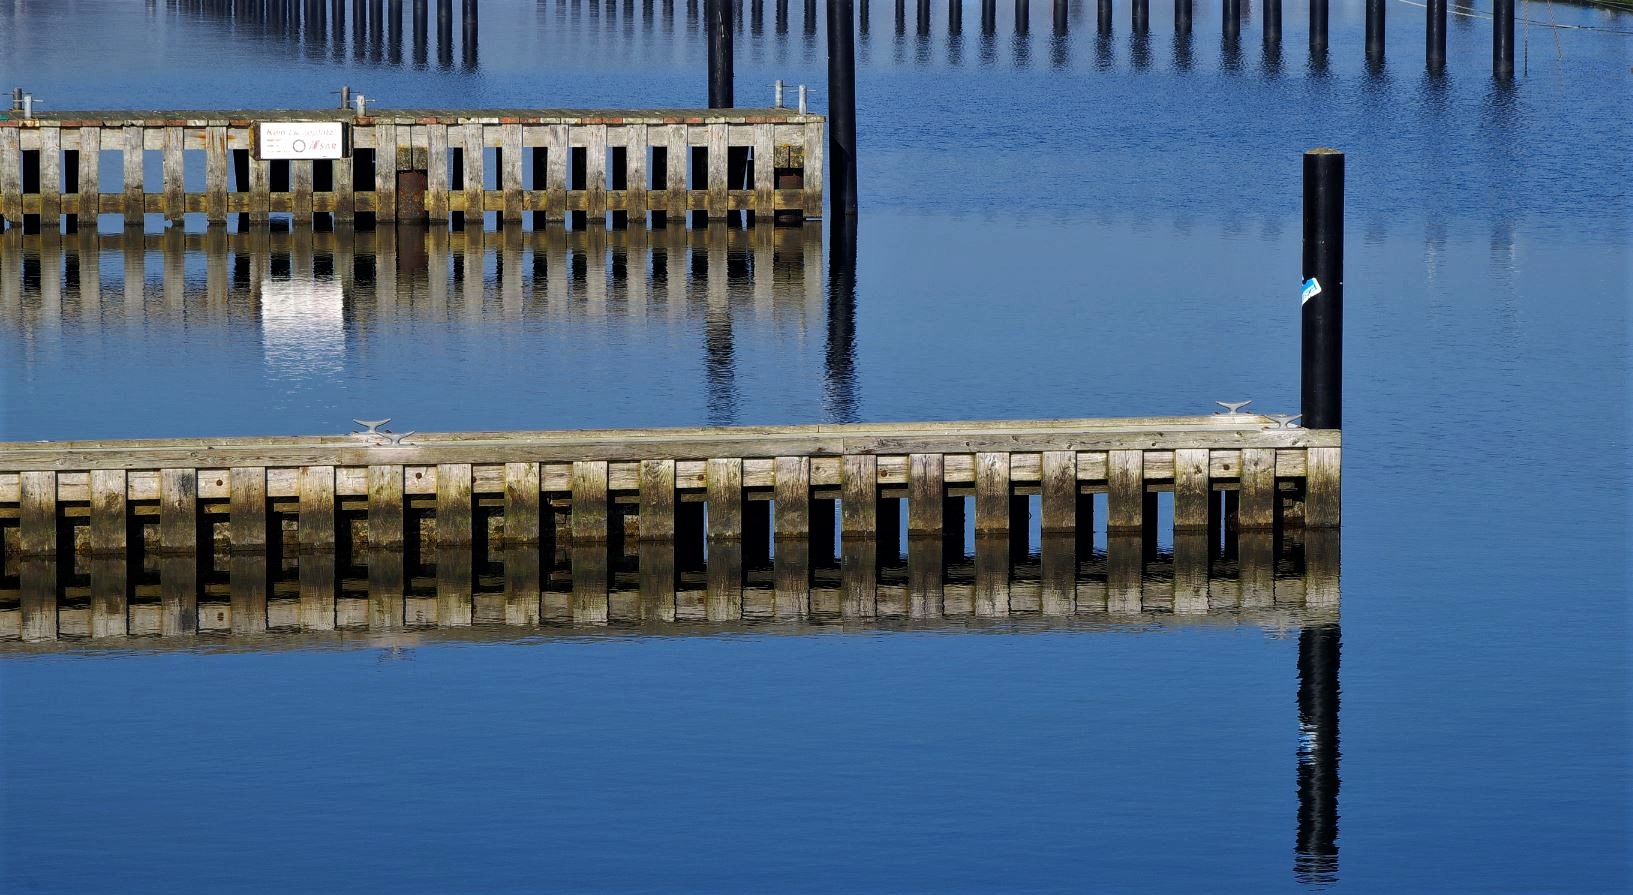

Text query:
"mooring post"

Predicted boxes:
[[1264, 0, 1280, 46], [1365, 0, 1384, 65], [1097, 0, 1111, 34], [1223, 0, 1239, 42], [1295, 623, 1342, 884], [461, 0, 478, 70], [1309, 0, 1327, 55], [1133, 0, 1148, 35], [1175, 0, 1191, 34], [707, 0, 734, 107], [1426, 0, 1446, 72], [1493, 0, 1514, 78], [828, 0, 859, 218], [1301, 148, 1343, 431]]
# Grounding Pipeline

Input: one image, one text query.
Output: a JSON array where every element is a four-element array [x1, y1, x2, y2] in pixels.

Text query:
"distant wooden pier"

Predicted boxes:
[[0, 107, 824, 231], [0, 416, 1338, 640]]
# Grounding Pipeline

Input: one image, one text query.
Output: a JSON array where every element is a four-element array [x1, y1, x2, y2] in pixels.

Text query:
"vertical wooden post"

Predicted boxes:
[[375, 121, 399, 224], [249, 146, 272, 224], [299, 465, 337, 630], [229, 467, 269, 635], [504, 461, 542, 626], [1040, 451, 1077, 534], [1040, 450, 1077, 615], [1107, 449, 1144, 534], [159, 469, 199, 635], [436, 462, 473, 625], [1305, 447, 1342, 528], [501, 123, 524, 225], [19, 471, 58, 641], [162, 127, 185, 224], [462, 121, 484, 227], [841, 454, 877, 539], [39, 127, 62, 232], [1240, 448, 1277, 529], [292, 159, 315, 225], [205, 126, 229, 223], [773, 456, 811, 616], [1174, 448, 1211, 531], [367, 464, 406, 629], [428, 123, 450, 225], [0, 127, 20, 229], [973, 452, 1010, 536], [571, 461, 611, 623], [639, 459, 678, 618], [89, 470, 129, 638], [907, 454, 944, 536], [123, 126, 146, 227]]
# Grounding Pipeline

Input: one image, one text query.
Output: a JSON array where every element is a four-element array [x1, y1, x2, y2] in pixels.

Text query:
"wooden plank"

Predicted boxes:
[[803, 121, 824, 219], [298, 465, 336, 630], [706, 458, 744, 541], [158, 468, 198, 636], [332, 148, 354, 224], [1239, 447, 1277, 530], [1305, 447, 1342, 528], [585, 124, 608, 220], [123, 126, 145, 225], [639, 459, 676, 541], [161, 127, 184, 222], [435, 462, 473, 626], [664, 124, 687, 218], [461, 121, 484, 224], [18, 471, 56, 641], [1174, 448, 1211, 531], [571, 460, 610, 543], [544, 124, 567, 221], [374, 122, 398, 224], [367, 464, 405, 629], [39, 127, 62, 229], [706, 123, 728, 219], [1040, 450, 1077, 533], [773, 456, 810, 617], [907, 453, 944, 536], [500, 123, 524, 223], [86, 469, 127, 637], [753, 122, 774, 215], [427, 123, 450, 224], [76, 127, 102, 223], [841, 454, 877, 536], [504, 461, 542, 626], [974, 452, 1011, 534], [291, 159, 314, 225], [0, 127, 20, 222], [229, 467, 268, 634], [248, 149, 271, 223], [1107, 450, 1145, 533], [204, 126, 228, 222], [625, 123, 649, 222]]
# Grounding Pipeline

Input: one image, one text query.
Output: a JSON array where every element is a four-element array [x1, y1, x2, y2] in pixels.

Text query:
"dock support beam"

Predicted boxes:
[[1426, 0, 1446, 73], [828, 0, 859, 218], [1309, 0, 1327, 57], [1493, 0, 1514, 78], [1175, 0, 1190, 34], [1263, 0, 1280, 46], [707, 0, 735, 107], [1223, 0, 1239, 43], [1365, 0, 1384, 65], [1301, 148, 1343, 431]]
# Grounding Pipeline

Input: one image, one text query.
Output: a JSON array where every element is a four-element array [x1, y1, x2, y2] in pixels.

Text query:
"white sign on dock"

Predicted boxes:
[[257, 122, 347, 160]]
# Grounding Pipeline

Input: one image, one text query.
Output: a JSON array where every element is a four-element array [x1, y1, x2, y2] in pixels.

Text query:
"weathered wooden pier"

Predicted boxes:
[[0, 416, 1339, 640], [0, 108, 824, 232]]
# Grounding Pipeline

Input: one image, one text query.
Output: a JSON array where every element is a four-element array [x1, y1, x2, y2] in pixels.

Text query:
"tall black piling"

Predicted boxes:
[[917, 0, 930, 34], [826, 216, 860, 421], [461, 0, 478, 70], [412, 0, 428, 66], [948, 0, 961, 34], [1309, 0, 1326, 56], [1133, 0, 1147, 35], [1223, 0, 1238, 42], [1175, 0, 1190, 34], [1493, 0, 1514, 78], [1264, 0, 1280, 47], [982, 0, 996, 33], [828, 0, 859, 218], [1364, 0, 1384, 65], [707, 0, 734, 107], [1295, 623, 1342, 884], [1097, 0, 1111, 34], [1301, 148, 1343, 431], [1426, 0, 1446, 73], [1015, 0, 1029, 34], [437, 0, 453, 68]]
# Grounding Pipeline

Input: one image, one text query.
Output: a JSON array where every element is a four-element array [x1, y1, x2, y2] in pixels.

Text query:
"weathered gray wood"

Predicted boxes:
[[291, 159, 314, 225], [248, 150, 271, 224], [706, 123, 728, 219], [500, 124, 524, 224], [374, 122, 398, 224], [436, 462, 473, 626], [123, 126, 145, 225], [639, 459, 677, 543], [298, 465, 336, 631], [39, 127, 62, 229], [158, 468, 198, 635], [974, 536, 1010, 617], [707, 457, 744, 541], [773, 456, 810, 617], [841, 454, 877, 539], [753, 122, 774, 215], [907, 532, 944, 618], [803, 120, 824, 220], [974, 452, 1011, 535], [1305, 447, 1341, 528], [162, 127, 185, 223], [1041, 450, 1077, 533], [367, 464, 405, 629], [586, 124, 608, 220], [76, 127, 102, 224], [664, 124, 687, 218], [88, 469, 129, 637], [332, 150, 355, 224], [572, 460, 610, 543], [1174, 448, 1211, 531], [907, 453, 944, 536], [1239, 447, 1277, 530], [1107, 450, 1145, 533], [504, 462, 541, 625], [18, 471, 56, 641], [0, 127, 21, 223], [1173, 532, 1211, 614], [229, 467, 268, 634], [461, 121, 484, 225], [544, 124, 568, 221], [427, 123, 450, 224], [204, 126, 229, 222], [1040, 533, 1076, 616], [626, 123, 649, 222]]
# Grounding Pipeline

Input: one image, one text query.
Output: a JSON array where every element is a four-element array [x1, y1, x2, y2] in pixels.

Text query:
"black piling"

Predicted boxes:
[[1054, 0, 1069, 35], [1223, 0, 1238, 42], [981, 0, 996, 33], [827, 0, 859, 218], [948, 0, 961, 34], [1175, 0, 1190, 35], [1364, 0, 1384, 65], [1097, 0, 1111, 34], [917, 0, 930, 34], [412, 0, 428, 66], [436, 0, 453, 68], [1295, 624, 1342, 884], [706, 0, 734, 107], [1133, 0, 1147, 35], [1309, 0, 1326, 56], [1015, 0, 1029, 34], [1493, 0, 1514, 78], [1301, 148, 1343, 431], [1426, 0, 1446, 73], [1264, 0, 1280, 47], [461, 0, 478, 70]]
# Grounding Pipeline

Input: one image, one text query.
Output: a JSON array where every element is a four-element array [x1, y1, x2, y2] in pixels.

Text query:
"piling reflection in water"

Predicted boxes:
[[159, 0, 478, 71]]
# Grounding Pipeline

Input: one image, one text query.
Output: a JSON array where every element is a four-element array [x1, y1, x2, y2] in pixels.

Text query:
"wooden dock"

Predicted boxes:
[[0, 415, 1339, 640], [0, 108, 824, 230]]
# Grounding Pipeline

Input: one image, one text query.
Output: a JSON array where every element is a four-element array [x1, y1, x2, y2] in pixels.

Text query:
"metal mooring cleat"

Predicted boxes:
[[1216, 401, 1253, 415]]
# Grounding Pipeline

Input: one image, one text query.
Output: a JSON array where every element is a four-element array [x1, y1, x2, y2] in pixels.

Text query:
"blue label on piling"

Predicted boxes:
[[1301, 278, 1322, 304]]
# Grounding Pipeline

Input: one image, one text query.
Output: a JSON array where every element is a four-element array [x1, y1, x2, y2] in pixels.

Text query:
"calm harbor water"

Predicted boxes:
[[2, 1, 1630, 892]]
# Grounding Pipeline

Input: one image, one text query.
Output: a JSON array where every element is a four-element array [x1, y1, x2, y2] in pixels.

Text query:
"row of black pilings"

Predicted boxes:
[[159, 0, 479, 71]]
